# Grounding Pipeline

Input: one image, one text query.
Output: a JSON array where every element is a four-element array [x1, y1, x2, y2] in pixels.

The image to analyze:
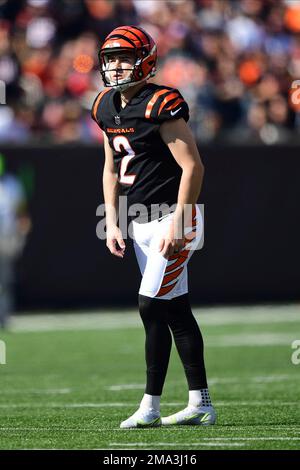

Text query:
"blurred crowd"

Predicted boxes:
[[0, 0, 300, 144]]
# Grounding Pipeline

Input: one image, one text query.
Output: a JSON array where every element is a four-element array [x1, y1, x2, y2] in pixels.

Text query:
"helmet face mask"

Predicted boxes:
[[100, 48, 138, 91], [99, 26, 157, 92]]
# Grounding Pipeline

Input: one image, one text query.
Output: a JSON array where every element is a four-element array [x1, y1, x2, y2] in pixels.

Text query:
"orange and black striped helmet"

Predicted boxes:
[[99, 25, 157, 91]]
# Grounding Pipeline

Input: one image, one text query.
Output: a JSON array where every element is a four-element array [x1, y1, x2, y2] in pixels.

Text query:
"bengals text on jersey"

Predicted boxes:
[[91, 83, 189, 221]]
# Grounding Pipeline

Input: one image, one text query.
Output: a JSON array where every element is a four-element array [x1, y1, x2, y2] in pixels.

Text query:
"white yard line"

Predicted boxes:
[[109, 442, 245, 447], [0, 403, 131, 408], [105, 374, 300, 391], [8, 305, 300, 333], [109, 437, 300, 447], [112, 426, 300, 432], [0, 388, 71, 395], [0, 374, 297, 398], [206, 333, 298, 347], [0, 426, 300, 442], [106, 384, 145, 391], [0, 400, 299, 409]]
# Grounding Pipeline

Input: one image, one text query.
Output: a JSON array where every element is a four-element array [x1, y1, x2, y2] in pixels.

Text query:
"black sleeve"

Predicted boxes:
[[150, 88, 189, 124]]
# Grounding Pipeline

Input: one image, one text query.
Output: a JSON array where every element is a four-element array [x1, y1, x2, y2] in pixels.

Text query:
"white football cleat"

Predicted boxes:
[[161, 405, 216, 426], [120, 408, 161, 429]]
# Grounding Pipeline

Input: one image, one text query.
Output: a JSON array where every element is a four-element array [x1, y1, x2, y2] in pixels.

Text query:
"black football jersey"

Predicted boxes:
[[91, 83, 189, 220]]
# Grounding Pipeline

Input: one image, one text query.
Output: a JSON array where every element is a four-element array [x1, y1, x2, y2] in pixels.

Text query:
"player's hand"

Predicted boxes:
[[158, 237, 185, 259], [106, 225, 126, 258], [158, 223, 185, 259]]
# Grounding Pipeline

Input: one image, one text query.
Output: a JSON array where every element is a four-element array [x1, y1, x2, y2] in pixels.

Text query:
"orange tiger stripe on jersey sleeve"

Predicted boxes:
[[165, 97, 184, 111], [92, 89, 111, 123], [145, 89, 169, 119], [158, 92, 180, 116]]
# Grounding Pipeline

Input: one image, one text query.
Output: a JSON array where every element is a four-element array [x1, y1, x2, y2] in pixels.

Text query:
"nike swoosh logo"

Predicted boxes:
[[170, 107, 182, 116], [136, 417, 161, 427], [200, 412, 211, 423], [182, 413, 200, 422]]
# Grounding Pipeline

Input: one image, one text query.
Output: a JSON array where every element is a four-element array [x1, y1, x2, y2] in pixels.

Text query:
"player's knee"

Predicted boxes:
[[138, 294, 153, 319], [138, 294, 167, 321]]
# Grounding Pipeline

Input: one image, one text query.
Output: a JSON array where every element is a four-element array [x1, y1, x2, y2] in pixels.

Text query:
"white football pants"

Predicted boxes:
[[132, 205, 203, 300]]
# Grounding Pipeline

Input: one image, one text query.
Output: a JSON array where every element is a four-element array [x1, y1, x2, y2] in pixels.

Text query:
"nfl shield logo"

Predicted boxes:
[[115, 115, 121, 125]]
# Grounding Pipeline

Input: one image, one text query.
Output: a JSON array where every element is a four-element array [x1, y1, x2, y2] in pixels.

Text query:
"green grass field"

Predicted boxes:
[[0, 304, 299, 450]]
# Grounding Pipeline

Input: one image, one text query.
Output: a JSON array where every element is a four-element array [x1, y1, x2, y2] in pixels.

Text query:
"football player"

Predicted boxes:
[[92, 26, 216, 428]]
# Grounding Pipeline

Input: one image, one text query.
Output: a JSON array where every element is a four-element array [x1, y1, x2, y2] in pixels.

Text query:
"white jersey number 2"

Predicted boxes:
[[113, 136, 136, 185]]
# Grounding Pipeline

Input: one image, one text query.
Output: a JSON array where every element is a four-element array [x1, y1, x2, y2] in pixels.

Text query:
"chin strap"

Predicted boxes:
[[113, 77, 146, 92]]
